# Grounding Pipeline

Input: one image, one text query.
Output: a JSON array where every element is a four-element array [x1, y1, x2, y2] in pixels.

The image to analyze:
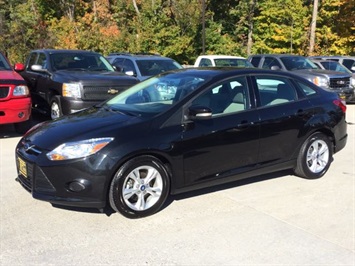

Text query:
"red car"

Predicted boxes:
[[0, 52, 32, 133]]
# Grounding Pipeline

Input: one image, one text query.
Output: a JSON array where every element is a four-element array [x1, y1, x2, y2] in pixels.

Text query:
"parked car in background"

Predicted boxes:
[[310, 59, 355, 102], [248, 54, 354, 103], [194, 55, 253, 68], [309, 56, 355, 73], [18, 49, 139, 120], [16, 68, 347, 218], [0, 51, 32, 133], [106, 53, 183, 81]]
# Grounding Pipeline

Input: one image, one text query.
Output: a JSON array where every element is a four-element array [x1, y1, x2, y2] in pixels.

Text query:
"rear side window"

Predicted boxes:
[[254, 75, 298, 106], [295, 81, 317, 96], [199, 58, 212, 67], [342, 59, 355, 70]]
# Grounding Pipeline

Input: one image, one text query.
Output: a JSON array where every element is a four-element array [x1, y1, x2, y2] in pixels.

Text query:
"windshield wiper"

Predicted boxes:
[[102, 106, 138, 117]]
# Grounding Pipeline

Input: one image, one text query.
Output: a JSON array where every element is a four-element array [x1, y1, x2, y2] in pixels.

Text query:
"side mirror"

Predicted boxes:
[[271, 65, 280, 70], [351, 66, 355, 72], [14, 63, 25, 72], [125, 70, 136, 76], [31, 64, 47, 72], [188, 106, 212, 120]]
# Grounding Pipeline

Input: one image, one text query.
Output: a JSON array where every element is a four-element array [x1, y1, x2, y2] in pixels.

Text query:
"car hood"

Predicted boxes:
[[54, 70, 138, 83], [24, 107, 144, 150], [293, 69, 351, 78], [0, 69, 26, 84]]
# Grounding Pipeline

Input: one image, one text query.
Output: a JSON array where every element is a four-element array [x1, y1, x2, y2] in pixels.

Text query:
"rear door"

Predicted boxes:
[[251, 74, 313, 166]]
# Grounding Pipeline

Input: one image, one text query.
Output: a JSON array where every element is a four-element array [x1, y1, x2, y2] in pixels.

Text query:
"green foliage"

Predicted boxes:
[[1, 0, 354, 65]]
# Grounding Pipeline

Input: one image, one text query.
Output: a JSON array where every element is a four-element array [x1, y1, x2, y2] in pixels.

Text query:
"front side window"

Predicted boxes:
[[0, 53, 11, 70], [27, 53, 37, 71], [37, 53, 47, 68], [255, 75, 298, 106], [191, 76, 250, 116], [262, 57, 282, 70]]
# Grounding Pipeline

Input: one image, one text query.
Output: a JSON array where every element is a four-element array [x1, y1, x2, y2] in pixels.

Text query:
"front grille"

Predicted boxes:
[[0, 87, 10, 99], [329, 77, 350, 89], [82, 85, 128, 101]]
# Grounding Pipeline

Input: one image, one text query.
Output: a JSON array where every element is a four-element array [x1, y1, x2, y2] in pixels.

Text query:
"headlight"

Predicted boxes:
[[47, 137, 114, 161], [312, 76, 329, 87], [63, 83, 81, 98], [13, 85, 29, 96]]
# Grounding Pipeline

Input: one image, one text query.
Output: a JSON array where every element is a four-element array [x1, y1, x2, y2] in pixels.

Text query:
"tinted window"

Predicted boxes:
[[255, 76, 297, 106], [342, 59, 355, 70], [296, 81, 317, 96], [261, 57, 282, 69], [37, 53, 47, 68], [250, 57, 261, 67], [200, 58, 212, 66], [191, 76, 250, 115], [121, 59, 135, 73], [27, 53, 37, 71], [0, 53, 11, 70]]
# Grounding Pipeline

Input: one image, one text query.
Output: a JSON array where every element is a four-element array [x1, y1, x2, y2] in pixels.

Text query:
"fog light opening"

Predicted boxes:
[[68, 181, 86, 192]]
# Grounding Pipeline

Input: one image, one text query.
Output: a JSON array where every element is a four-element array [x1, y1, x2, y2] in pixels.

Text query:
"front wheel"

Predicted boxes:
[[294, 132, 333, 179], [109, 156, 170, 218], [50, 96, 62, 120]]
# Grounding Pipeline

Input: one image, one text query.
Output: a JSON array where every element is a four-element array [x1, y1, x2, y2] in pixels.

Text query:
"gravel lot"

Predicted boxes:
[[1, 106, 354, 265]]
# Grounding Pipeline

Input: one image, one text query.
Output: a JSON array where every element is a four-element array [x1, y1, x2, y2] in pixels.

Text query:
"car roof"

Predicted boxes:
[[107, 53, 173, 60], [309, 55, 355, 60], [197, 55, 246, 59], [30, 49, 101, 55], [249, 54, 306, 58], [174, 66, 309, 79]]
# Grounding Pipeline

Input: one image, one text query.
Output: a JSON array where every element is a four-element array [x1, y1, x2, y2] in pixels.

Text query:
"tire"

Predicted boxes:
[[109, 156, 170, 218], [294, 132, 333, 179], [50, 96, 62, 120]]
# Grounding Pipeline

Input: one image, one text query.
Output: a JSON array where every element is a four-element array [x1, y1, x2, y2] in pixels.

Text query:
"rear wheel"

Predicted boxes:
[[109, 156, 170, 218], [50, 96, 62, 120], [294, 132, 333, 179]]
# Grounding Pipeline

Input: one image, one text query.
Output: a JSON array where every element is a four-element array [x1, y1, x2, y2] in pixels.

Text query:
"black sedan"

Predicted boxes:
[[15, 68, 348, 218]]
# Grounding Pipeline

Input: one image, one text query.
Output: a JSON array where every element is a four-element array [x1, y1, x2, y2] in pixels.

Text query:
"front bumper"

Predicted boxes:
[[0, 97, 31, 124], [60, 97, 101, 116], [15, 141, 115, 209]]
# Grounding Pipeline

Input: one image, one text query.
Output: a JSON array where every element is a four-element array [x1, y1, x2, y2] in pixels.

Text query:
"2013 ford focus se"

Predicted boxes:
[[15, 68, 347, 218]]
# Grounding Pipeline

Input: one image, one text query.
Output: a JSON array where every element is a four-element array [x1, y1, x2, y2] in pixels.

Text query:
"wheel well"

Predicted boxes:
[[314, 128, 335, 152], [105, 152, 173, 208]]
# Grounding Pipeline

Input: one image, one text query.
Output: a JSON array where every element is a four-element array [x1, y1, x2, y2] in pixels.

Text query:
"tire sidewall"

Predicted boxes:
[[109, 156, 170, 218], [50, 96, 62, 119], [297, 132, 333, 179]]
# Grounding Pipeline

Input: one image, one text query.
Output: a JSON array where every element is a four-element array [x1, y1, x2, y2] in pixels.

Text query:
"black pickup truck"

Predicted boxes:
[[19, 49, 139, 119]]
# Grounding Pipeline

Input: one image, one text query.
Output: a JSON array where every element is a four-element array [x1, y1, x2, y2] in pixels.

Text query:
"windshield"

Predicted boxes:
[[280, 57, 318, 70], [105, 71, 210, 117], [214, 58, 253, 67], [0, 53, 12, 70], [320, 61, 351, 74], [50, 53, 115, 71], [136, 59, 183, 76]]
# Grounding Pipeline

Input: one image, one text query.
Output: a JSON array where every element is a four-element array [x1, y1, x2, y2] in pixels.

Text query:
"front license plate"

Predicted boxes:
[[18, 157, 27, 178]]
